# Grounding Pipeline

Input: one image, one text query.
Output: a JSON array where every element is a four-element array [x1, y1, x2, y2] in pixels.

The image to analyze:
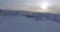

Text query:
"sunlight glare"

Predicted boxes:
[[40, 2, 48, 9]]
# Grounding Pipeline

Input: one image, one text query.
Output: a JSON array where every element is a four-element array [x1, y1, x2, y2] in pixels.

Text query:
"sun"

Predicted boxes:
[[40, 2, 48, 9]]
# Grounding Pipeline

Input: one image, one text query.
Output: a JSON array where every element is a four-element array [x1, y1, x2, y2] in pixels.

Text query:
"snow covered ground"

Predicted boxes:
[[0, 10, 60, 32], [0, 15, 60, 32]]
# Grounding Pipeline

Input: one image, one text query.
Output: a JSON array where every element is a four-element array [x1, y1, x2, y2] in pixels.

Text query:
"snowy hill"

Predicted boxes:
[[0, 10, 60, 32]]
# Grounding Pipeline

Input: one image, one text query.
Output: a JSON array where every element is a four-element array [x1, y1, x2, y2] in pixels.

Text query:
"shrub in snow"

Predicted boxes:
[[34, 17, 40, 20], [27, 15, 32, 18]]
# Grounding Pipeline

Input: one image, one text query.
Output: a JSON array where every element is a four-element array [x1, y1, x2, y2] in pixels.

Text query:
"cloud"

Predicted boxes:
[[0, 0, 60, 14]]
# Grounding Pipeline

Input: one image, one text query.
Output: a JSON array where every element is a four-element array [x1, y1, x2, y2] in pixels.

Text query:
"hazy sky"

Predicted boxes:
[[0, 0, 60, 14]]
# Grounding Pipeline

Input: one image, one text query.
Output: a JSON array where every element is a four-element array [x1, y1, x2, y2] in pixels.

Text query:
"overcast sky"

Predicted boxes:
[[0, 0, 60, 14]]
